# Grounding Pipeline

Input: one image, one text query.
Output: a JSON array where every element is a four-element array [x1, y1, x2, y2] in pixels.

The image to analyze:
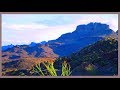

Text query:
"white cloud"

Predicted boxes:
[[2, 23, 76, 45], [5, 23, 49, 30]]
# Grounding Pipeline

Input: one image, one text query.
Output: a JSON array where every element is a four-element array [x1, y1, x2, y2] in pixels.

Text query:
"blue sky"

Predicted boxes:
[[2, 14, 118, 46]]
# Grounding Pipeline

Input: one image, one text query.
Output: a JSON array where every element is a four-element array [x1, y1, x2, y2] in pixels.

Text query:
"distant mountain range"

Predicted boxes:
[[2, 22, 117, 60]]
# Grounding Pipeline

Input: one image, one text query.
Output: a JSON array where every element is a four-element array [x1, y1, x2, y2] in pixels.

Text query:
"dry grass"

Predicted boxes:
[[2, 57, 57, 76]]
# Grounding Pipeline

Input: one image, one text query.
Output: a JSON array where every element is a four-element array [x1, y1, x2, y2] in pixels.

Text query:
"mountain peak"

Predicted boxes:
[[76, 22, 110, 32], [2, 44, 14, 51], [40, 41, 47, 45], [57, 22, 114, 42], [29, 42, 37, 47]]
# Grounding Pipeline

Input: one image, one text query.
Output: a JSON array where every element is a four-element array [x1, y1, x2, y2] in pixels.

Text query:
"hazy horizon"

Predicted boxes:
[[2, 14, 118, 46]]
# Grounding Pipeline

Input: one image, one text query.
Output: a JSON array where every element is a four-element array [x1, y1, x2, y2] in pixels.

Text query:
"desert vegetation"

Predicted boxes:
[[32, 61, 71, 76], [2, 59, 71, 76]]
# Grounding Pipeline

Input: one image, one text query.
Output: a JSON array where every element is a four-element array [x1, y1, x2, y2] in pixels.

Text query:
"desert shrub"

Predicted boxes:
[[32, 61, 71, 76], [85, 64, 94, 71], [33, 64, 45, 76], [61, 61, 71, 76]]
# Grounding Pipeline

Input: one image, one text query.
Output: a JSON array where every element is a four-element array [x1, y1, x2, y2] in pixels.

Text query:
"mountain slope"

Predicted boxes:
[[55, 37, 118, 76], [2, 44, 58, 61]]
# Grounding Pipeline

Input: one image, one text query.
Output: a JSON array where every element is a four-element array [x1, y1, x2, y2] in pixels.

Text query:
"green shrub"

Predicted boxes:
[[61, 61, 71, 76], [33, 61, 71, 76]]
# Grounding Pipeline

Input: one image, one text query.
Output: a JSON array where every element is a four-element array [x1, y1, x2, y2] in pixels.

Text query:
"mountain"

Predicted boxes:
[[56, 22, 114, 41], [2, 44, 14, 51], [48, 22, 117, 56], [55, 37, 118, 75], [2, 22, 117, 60], [40, 41, 47, 45], [29, 42, 37, 47]]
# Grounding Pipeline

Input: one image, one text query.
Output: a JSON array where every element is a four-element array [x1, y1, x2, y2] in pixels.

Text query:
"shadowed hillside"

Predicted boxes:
[[54, 37, 118, 76]]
